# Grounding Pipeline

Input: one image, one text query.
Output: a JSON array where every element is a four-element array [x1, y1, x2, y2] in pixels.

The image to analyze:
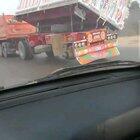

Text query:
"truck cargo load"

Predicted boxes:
[[0, 15, 36, 40], [16, 0, 129, 30]]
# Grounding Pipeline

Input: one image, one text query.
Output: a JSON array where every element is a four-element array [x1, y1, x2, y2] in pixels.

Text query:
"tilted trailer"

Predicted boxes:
[[15, 0, 129, 63]]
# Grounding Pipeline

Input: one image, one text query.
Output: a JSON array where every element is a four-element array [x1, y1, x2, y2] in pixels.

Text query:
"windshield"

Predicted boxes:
[[0, 0, 139, 89]]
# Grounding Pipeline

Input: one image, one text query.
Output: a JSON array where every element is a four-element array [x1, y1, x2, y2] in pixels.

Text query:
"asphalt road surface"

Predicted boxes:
[[117, 7, 140, 62], [0, 7, 139, 88]]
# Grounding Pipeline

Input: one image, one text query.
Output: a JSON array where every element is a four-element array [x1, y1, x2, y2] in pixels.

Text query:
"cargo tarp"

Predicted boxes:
[[16, 0, 129, 30]]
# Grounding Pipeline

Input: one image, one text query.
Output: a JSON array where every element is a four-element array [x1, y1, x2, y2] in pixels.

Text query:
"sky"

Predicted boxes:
[[0, 0, 20, 15]]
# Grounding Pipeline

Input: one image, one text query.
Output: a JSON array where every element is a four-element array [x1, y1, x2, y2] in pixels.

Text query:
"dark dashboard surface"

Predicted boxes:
[[0, 69, 140, 140]]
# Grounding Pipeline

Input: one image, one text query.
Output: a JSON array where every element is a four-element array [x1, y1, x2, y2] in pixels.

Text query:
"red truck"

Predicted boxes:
[[15, 0, 129, 64], [0, 0, 129, 64], [0, 15, 54, 60], [0, 15, 118, 64]]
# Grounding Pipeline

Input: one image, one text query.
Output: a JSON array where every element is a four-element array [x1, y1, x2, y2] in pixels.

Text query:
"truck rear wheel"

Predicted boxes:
[[18, 40, 33, 60], [45, 45, 54, 58], [63, 44, 74, 59], [2, 42, 10, 58], [0, 44, 3, 57]]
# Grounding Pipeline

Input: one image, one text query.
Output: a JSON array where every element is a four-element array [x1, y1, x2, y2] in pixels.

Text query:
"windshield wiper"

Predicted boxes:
[[33, 60, 140, 83]]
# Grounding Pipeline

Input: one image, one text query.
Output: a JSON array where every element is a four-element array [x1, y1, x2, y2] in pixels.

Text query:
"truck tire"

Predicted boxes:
[[63, 51, 69, 59], [45, 45, 54, 58], [0, 44, 3, 57], [2, 42, 9, 58], [63, 44, 74, 59], [18, 40, 33, 60]]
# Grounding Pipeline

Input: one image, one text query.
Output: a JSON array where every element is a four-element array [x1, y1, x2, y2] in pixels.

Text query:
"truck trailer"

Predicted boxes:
[[0, 15, 55, 60], [15, 0, 129, 64]]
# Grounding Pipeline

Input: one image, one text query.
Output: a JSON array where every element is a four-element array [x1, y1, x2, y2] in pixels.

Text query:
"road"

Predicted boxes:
[[0, 7, 139, 88], [117, 7, 140, 62], [0, 55, 79, 88]]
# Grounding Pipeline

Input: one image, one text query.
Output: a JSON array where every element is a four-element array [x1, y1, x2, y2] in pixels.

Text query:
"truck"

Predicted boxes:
[[0, 15, 55, 60], [15, 0, 129, 64]]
